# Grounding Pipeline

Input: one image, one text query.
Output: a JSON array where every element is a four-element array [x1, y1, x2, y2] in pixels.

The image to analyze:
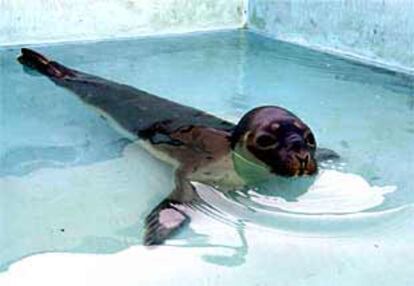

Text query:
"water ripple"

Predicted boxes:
[[193, 169, 411, 237]]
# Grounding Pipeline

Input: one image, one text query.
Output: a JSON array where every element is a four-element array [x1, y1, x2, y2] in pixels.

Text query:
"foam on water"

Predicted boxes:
[[249, 170, 396, 214]]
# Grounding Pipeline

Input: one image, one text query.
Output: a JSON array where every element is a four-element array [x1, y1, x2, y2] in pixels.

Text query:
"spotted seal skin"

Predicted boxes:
[[17, 48, 338, 246]]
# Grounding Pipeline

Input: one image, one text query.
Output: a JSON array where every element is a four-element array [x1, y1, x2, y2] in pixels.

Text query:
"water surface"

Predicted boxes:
[[1, 30, 413, 285]]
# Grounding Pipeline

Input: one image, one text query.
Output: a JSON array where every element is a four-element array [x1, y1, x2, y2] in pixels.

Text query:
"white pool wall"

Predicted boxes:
[[248, 0, 414, 74], [0, 0, 245, 46], [2, 0, 413, 74]]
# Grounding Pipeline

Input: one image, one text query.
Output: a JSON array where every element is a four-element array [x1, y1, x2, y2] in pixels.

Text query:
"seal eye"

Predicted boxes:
[[305, 132, 316, 148], [255, 134, 278, 149]]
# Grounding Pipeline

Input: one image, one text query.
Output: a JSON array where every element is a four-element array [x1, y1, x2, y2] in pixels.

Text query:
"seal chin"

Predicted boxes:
[[271, 168, 317, 177], [296, 166, 318, 177], [270, 158, 318, 177]]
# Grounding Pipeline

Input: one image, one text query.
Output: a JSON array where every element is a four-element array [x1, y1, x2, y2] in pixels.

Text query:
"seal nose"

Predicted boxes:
[[287, 134, 305, 152], [295, 153, 310, 170]]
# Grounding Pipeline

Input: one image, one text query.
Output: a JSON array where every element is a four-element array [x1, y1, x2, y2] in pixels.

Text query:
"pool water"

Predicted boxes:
[[1, 30, 413, 285]]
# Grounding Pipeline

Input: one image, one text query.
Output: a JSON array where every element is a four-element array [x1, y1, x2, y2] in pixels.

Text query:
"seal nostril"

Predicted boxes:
[[295, 153, 310, 169], [304, 153, 310, 165]]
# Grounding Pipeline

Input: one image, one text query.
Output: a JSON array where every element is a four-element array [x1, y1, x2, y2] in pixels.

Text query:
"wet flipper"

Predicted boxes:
[[315, 147, 340, 162], [144, 168, 200, 246], [17, 48, 75, 79], [144, 199, 190, 246]]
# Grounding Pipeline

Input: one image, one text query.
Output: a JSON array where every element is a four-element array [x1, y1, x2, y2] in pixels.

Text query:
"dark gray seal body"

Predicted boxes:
[[18, 48, 338, 245]]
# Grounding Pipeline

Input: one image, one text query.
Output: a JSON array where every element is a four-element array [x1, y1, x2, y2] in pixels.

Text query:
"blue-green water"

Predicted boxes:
[[1, 30, 413, 285]]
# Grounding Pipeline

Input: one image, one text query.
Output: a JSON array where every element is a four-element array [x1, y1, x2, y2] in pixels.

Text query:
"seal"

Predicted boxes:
[[17, 48, 338, 245]]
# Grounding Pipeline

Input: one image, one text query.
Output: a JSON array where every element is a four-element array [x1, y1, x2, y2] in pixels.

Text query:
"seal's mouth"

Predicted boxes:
[[270, 154, 318, 177]]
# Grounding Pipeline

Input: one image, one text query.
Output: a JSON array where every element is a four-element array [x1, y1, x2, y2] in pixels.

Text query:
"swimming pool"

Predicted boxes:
[[1, 30, 413, 285]]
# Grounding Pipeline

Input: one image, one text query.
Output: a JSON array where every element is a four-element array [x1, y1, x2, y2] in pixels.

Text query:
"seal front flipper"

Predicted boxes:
[[144, 199, 190, 246], [144, 169, 200, 246], [315, 147, 340, 162]]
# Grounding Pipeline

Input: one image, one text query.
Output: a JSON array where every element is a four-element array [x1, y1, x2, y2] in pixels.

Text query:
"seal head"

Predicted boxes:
[[231, 106, 317, 177]]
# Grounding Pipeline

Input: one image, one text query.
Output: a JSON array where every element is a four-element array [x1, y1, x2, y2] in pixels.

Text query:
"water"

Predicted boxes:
[[1, 30, 413, 285]]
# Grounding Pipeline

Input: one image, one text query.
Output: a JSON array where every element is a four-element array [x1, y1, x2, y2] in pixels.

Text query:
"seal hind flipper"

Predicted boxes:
[[18, 48, 75, 79]]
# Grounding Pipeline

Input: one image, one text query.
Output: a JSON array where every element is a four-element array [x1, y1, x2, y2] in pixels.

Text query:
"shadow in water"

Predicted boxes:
[[170, 219, 249, 268], [201, 223, 248, 267]]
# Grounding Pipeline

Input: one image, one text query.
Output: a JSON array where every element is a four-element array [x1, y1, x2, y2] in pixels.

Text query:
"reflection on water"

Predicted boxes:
[[201, 224, 248, 267], [168, 215, 249, 268]]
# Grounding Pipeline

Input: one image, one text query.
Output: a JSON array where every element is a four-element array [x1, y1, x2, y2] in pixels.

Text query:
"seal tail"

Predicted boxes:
[[17, 48, 75, 79]]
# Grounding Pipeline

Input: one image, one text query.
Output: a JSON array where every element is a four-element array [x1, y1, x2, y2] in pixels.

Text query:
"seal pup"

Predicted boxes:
[[17, 48, 338, 245]]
